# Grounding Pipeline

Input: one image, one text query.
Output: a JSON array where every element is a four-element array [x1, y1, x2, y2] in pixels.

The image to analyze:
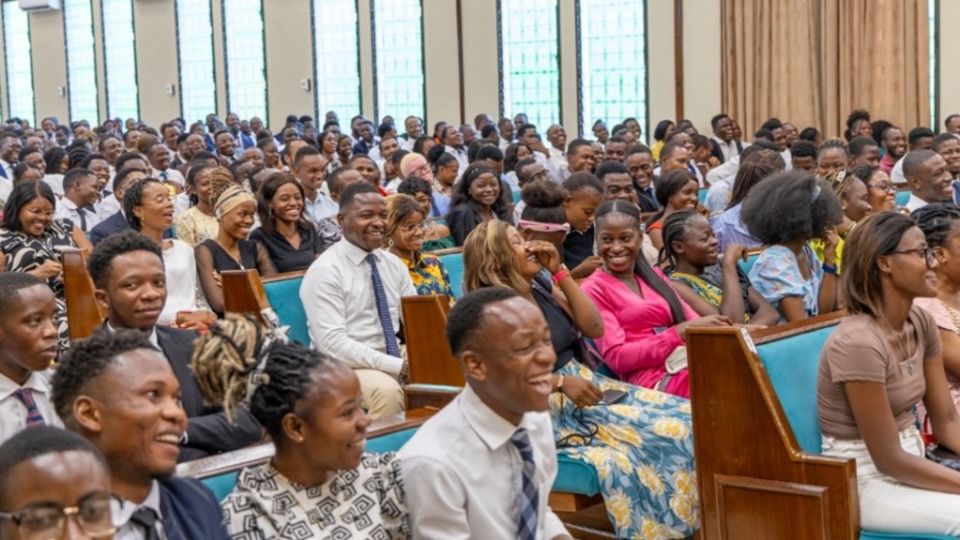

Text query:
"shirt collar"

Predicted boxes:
[[0, 370, 52, 402], [340, 239, 381, 267], [112, 479, 163, 527], [459, 384, 542, 452], [107, 322, 159, 350], [60, 197, 79, 211]]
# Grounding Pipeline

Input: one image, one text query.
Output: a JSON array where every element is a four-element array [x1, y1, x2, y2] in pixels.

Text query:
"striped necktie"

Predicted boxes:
[[511, 428, 539, 540], [14, 388, 45, 426], [366, 253, 402, 357]]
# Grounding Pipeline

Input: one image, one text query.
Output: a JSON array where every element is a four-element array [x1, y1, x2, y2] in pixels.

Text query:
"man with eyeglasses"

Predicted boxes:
[[0, 426, 114, 540], [51, 329, 230, 540]]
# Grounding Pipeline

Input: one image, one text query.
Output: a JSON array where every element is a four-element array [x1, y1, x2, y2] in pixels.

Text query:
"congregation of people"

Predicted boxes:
[[3, 105, 960, 539]]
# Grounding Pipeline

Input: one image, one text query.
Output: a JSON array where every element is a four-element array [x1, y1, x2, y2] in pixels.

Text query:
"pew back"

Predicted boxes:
[[221, 270, 310, 345], [61, 248, 104, 340], [401, 295, 465, 386], [431, 247, 464, 299]]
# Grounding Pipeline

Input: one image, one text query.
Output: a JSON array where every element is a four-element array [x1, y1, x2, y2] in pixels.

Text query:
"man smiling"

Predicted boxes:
[[401, 288, 572, 539], [52, 329, 229, 539], [301, 182, 416, 418]]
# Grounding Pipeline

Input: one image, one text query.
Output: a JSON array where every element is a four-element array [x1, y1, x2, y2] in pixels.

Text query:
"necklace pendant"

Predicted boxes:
[[906, 360, 915, 376]]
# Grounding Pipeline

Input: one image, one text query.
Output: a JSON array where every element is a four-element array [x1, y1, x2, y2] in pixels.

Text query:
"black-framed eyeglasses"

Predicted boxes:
[[0, 494, 115, 540], [867, 181, 896, 192], [889, 247, 937, 268]]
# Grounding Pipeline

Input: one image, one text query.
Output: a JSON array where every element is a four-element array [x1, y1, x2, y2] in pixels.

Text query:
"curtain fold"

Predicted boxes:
[[722, 0, 930, 137]]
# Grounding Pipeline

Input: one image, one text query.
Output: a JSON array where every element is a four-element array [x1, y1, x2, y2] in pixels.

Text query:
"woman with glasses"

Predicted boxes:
[[744, 171, 844, 322], [849, 164, 901, 214], [384, 194, 456, 305], [0, 426, 115, 540], [461, 219, 700, 539], [817, 211, 960, 535], [0, 181, 92, 349], [395, 177, 454, 251]]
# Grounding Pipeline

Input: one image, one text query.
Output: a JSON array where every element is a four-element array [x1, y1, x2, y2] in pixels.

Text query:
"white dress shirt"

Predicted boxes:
[[159, 239, 205, 326], [891, 155, 907, 184], [0, 371, 62, 446], [96, 193, 122, 222], [55, 196, 100, 231], [299, 240, 417, 376], [110, 479, 164, 540], [400, 384, 569, 539], [445, 145, 469, 177], [906, 193, 931, 212], [303, 191, 339, 226], [0, 175, 12, 205], [156, 168, 185, 189], [0, 159, 13, 181], [712, 136, 740, 162], [43, 173, 65, 196], [547, 146, 567, 170]]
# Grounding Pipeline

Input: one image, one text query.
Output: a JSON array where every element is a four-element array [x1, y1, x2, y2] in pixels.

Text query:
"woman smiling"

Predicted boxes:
[[384, 194, 455, 305], [446, 163, 512, 246], [249, 173, 323, 273]]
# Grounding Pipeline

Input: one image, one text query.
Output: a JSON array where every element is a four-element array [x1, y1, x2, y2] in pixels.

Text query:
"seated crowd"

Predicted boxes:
[[2, 108, 960, 538]]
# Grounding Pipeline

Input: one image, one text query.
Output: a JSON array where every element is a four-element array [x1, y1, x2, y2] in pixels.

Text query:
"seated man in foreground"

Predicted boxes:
[[301, 182, 417, 418], [86, 230, 262, 460], [51, 329, 229, 539], [401, 287, 572, 539]]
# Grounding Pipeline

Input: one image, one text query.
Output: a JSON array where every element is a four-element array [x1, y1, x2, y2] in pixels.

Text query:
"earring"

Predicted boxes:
[[388, 239, 394, 248]]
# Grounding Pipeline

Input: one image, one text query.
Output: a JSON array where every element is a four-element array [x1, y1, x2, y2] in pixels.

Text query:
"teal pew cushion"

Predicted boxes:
[[263, 277, 310, 346], [698, 188, 708, 204], [895, 190, 910, 207], [755, 325, 836, 454], [861, 532, 955, 540], [554, 455, 601, 496], [738, 252, 760, 275], [439, 252, 464, 299], [201, 427, 422, 503]]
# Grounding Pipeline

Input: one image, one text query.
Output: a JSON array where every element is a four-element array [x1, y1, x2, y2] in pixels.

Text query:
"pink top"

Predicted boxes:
[[582, 267, 701, 397]]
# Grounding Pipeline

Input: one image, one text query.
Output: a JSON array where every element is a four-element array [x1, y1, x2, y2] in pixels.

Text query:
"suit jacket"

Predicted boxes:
[[159, 477, 230, 540], [100, 322, 262, 462], [240, 133, 256, 149], [89, 210, 129, 245]]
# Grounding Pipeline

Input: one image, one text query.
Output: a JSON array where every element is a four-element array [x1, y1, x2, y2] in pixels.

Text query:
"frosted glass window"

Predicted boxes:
[[498, 0, 560, 130], [3, 2, 33, 125], [578, 0, 646, 137], [101, 0, 139, 120], [313, 0, 361, 123], [223, 0, 266, 122], [373, 0, 424, 120], [63, 0, 100, 123], [176, 0, 217, 124]]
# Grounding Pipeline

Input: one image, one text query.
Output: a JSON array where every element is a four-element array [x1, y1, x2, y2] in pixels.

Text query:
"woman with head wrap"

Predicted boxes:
[[194, 170, 277, 315]]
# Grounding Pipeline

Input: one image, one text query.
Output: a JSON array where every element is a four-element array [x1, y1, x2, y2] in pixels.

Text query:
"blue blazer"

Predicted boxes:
[[89, 211, 128, 245], [159, 477, 229, 540]]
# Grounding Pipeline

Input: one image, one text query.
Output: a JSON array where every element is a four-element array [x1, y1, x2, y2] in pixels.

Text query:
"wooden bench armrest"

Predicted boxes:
[[405, 383, 459, 410]]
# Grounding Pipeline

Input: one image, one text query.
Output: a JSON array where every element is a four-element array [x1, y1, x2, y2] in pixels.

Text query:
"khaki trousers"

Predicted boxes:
[[354, 369, 405, 418]]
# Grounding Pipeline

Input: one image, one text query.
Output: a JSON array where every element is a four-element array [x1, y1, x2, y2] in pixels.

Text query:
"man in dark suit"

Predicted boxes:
[[85, 230, 262, 461], [51, 329, 230, 540], [90, 168, 147, 244]]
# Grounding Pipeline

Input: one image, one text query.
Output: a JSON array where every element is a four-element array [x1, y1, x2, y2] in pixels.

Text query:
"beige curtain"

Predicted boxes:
[[722, 0, 930, 137]]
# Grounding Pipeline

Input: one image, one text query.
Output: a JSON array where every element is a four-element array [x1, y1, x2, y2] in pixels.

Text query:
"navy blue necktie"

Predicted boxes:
[[511, 428, 539, 540], [366, 253, 402, 357], [14, 389, 45, 426]]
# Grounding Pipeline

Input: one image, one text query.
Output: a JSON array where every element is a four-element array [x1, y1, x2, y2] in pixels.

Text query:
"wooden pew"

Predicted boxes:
[[686, 313, 859, 539], [61, 248, 105, 340], [401, 294, 464, 386]]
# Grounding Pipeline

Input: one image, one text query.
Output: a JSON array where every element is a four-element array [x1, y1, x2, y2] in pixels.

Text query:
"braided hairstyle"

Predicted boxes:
[[913, 203, 960, 249], [191, 314, 338, 441], [594, 200, 689, 324], [658, 210, 701, 272], [208, 166, 239, 208]]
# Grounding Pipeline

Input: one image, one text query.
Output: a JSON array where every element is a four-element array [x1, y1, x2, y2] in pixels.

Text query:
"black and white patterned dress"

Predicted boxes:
[[0, 220, 77, 348], [221, 452, 409, 539]]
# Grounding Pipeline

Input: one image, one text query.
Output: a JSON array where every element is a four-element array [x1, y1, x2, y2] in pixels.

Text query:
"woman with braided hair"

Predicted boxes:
[[194, 169, 276, 316], [913, 203, 960, 434], [192, 314, 410, 539]]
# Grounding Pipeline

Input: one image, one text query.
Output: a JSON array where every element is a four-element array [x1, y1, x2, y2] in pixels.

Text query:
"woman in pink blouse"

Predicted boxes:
[[582, 199, 731, 397]]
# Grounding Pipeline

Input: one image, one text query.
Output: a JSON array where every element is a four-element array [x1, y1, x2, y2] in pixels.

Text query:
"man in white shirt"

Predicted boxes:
[[0, 274, 63, 446], [300, 183, 415, 418], [709, 113, 742, 163], [55, 169, 101, 232], [442, 126, 469, 176], [147, 142, 185, 190], [400, 115, 423, 151], [904, 149, 954, 212], [0, 133, 20, 201], [292, 146, 338, 227], [401, 288, 572, 540], [545, 124, 567, 170], [891, 127, 936, 185]]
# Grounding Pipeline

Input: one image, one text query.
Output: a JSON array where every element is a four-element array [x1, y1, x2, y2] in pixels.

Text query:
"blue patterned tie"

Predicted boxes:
[[14, 389, 45, 426], [366, 253, 402, 357], [511, 428, 539, 540]]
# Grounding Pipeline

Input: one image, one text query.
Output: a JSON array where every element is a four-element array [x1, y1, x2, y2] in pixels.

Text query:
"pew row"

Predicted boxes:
[[221, 268, 615, 537], [177, 407, 440, 501], [62, 247, 105, 340], [686, 313, 953, 540]]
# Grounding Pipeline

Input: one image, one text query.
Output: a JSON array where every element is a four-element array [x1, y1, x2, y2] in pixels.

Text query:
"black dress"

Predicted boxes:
[[201, 239, 258, 272], [530, 272, 580, 372], [249, 226, 322, 273]]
